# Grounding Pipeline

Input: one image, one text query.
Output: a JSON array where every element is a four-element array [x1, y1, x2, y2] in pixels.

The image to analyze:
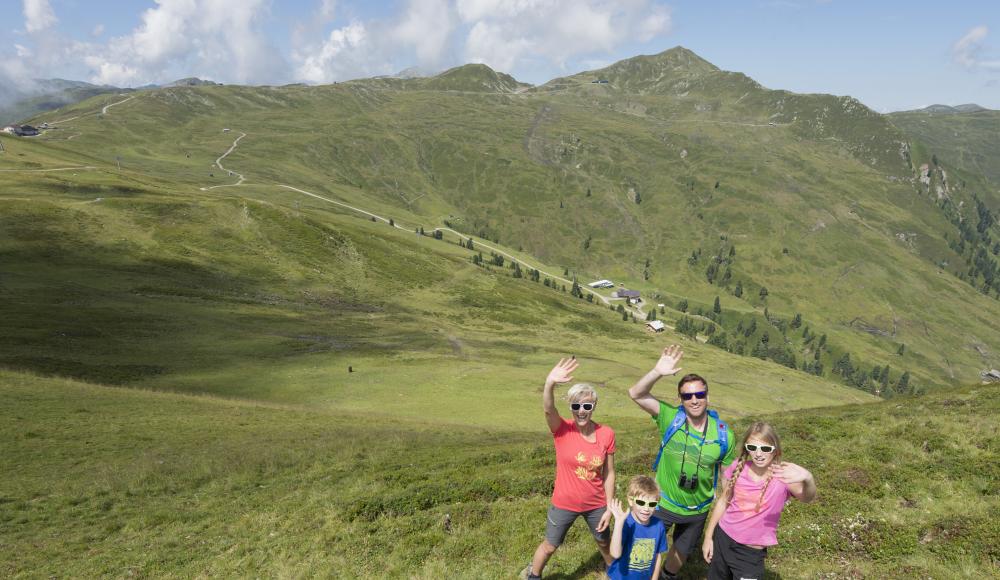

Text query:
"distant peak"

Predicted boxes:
[[167, 77, 220, 87], [425, 63, 527, 93]]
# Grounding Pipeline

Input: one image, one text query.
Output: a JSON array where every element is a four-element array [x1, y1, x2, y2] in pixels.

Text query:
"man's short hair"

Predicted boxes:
[[627, 475, 660, 499], [676, 373, 708, 393]]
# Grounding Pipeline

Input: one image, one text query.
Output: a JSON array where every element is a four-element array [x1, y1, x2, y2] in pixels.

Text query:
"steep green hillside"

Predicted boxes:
[[2, 371, 995, 578], [17, 47, 998, 392], [0, 133, 870, 420], [889, 107, 1000, 187]]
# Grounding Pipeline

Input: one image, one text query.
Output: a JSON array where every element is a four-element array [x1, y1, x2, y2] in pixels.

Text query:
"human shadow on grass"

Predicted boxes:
[[677, 555, 785, 580], [542, 552, 786, 579]]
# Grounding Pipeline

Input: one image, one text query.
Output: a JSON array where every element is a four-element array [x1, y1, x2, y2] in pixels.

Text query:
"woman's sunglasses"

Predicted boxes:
[[570, 403, 595, 411], [744, 443, 775, 453], [630, 498, 658, 508], [679, 391, 707, 401]]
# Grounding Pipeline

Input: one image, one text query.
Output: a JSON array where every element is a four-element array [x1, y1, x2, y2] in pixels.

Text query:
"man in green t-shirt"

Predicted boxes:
[[628, 345, 736, 580]]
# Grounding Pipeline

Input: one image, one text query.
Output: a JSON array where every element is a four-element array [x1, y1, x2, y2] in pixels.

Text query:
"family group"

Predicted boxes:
[[523, 345, 817, 580]]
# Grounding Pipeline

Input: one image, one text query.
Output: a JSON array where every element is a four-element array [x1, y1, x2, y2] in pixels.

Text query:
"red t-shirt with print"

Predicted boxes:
[[551, 418, 616, 511]]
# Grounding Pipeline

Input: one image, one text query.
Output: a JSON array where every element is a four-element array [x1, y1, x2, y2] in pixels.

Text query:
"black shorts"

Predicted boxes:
[[652, 508, 707, 558], [707, 525, 767, 580]]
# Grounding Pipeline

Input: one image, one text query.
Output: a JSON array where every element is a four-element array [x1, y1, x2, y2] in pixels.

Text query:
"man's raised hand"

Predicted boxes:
[[653, 344, 684, 377], [546, 357, 579, 385]]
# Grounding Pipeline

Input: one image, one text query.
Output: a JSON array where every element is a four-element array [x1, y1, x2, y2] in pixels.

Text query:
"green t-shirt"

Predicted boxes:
[[653, 400, 736, 515]]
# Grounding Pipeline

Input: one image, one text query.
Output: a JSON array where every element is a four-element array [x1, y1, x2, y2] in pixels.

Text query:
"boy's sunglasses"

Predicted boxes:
[[570, 403, 595, 411], [679, 391, 708, 401], [745, 444, 775, 453], [630, 498, 658, 508]]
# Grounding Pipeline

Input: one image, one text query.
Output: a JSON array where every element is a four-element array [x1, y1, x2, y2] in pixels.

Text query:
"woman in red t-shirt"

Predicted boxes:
[[523, 358, 617, 580]]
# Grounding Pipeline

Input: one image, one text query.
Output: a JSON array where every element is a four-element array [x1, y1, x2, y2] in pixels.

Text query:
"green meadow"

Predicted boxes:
[[2, 372, 995, 578], [1, 48, 998, 578]]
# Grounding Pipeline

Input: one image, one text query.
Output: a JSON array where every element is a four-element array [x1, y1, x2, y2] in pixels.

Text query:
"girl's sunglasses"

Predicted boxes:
[[570, 403, 595, 411], [745, 443, 775, 453], [630, 498, 658, 508]]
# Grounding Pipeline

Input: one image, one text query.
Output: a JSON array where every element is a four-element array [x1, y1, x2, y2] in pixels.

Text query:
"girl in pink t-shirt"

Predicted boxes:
[[523, 358, 617, 580], [702, 422, 816, 580]]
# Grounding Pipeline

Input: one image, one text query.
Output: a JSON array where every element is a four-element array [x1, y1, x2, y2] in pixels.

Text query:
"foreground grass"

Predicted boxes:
[[1, 370, 995, 578]]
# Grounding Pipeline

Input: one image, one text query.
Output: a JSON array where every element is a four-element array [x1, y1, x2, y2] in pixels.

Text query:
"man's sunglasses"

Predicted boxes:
[[679, 391, 707, 401], [570, 402, 595, 411], [744, 444, 775, 453], [630, 498, 658, 508]]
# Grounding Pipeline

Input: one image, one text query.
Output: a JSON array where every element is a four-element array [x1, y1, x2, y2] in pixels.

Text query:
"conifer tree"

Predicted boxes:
[[713, 296, 722, 314]]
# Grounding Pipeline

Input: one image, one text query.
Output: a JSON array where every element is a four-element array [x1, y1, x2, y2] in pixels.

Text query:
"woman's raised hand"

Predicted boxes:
[[546, 357, 579, 385], [653, 344, 684, 377]]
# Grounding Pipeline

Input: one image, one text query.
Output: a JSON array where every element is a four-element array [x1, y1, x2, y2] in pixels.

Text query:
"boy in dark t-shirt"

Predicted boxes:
[[607, 475, 668, 580]]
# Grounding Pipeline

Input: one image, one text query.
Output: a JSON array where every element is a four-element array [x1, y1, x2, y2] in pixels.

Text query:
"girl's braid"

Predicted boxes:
[[725, 455, 748, 509], [755, 467, 774, 512]]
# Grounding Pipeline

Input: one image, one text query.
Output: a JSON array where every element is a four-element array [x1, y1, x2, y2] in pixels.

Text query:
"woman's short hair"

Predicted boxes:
[[566, 383, 598, 403]]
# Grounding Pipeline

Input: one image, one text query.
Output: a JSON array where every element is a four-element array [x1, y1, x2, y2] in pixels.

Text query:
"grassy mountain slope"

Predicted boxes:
[[2, 370, 995, 578], [889, 107, 1000, 188], [0, 133, 870, 423], [18, 47, 999, 391]]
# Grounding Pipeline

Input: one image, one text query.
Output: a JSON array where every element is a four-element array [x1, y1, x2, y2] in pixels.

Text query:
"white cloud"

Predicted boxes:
[[457, 0, 671, 74], [291, 0, 456, 83], [83, 0, 287, 86], [92, 24, 105, 37], [22, 0, 57, 33], [295, 21, 372, 83], [952, 25, 994, 70], [391, 0, 454, 65]]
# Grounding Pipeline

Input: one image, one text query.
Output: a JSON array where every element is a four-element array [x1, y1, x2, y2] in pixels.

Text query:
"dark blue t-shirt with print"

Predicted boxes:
[[607, 513, 668, 580]]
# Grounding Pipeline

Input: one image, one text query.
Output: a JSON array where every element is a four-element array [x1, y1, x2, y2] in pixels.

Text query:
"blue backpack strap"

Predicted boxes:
[[651, 407, 687, 471], [709, 409, 728, 459], [707, 409, 728, 491]]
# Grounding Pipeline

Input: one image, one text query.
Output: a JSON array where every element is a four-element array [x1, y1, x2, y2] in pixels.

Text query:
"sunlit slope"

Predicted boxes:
[[20, 48, 1000, 389], [889, 108, 1000, 188], [2, 371, 994, 578], [0, 133, 878, 424]]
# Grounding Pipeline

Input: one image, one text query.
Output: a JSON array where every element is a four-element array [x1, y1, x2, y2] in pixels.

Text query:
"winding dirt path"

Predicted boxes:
[[200, 132, 247, 191], [102, 95, 136, 115]]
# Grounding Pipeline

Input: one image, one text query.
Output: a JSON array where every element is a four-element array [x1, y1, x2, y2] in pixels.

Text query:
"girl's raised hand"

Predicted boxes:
[[546, 357, 579, 385], [773, 462, 812, 485]]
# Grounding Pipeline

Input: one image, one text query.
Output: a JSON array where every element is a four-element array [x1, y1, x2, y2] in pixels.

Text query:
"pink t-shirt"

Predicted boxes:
[[551, 418, 616, 511], [718, 462, 792, 546]]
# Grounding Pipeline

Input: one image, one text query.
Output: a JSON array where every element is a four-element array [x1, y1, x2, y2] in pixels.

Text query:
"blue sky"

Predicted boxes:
[[3, 0, 998, 112]]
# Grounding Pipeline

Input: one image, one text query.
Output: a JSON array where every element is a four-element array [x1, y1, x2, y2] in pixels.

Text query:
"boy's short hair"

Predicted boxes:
[[627, 475, 660, 499]]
